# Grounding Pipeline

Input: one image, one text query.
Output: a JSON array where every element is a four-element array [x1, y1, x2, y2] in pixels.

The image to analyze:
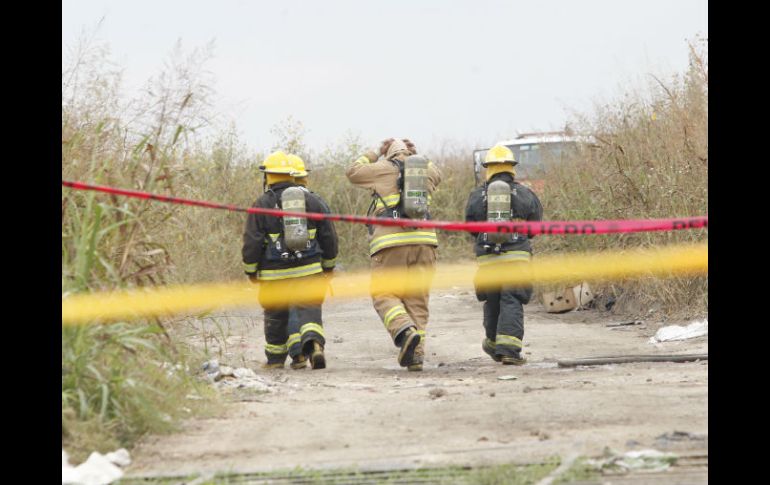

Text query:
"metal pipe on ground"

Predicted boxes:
[[557, 354, 708, 367]]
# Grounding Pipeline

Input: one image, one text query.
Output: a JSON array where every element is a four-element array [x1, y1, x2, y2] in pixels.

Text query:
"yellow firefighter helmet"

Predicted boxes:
[[287, 154, 309, 178], [259, 151, 294, 174], [483, 145, 518, 166]]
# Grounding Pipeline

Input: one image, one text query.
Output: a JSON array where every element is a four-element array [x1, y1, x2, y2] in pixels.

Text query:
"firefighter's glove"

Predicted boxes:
[[363, 150, 379, 163], [247, 273, 258, 284]]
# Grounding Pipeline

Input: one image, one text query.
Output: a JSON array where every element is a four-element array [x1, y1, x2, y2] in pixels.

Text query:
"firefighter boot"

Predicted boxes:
[[408, 341, 424, 371], [290, 354, 308, 370], [501, 354, 527, 366], [482, 338, 503, 362], [310, 341, 326, 370], [261, 362, 284, 370], [397, 328, 421, 368]]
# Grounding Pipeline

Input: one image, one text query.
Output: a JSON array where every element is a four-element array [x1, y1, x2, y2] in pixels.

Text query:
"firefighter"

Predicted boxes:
[[464, 145, 543, 365], [283, 153, 336, 368], [243, 151, 338, 370], [346, 138, 442, 371]]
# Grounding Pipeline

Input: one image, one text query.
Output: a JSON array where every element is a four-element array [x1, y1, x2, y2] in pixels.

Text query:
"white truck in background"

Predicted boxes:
[[472, 131, 596, 190]]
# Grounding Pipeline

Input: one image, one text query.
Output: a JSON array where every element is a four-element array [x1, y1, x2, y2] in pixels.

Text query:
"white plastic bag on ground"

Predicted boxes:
[[649, 319, 708, 343], [62, 448, 131, 485], [587, 449, 677, 473], [616, 449, 677, 471], [104, 449, 131, 467]]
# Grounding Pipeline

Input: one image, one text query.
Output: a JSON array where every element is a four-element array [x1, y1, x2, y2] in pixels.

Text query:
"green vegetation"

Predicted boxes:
[[117, 459, 560, 484], [62, 39, 220, 461], [553, 457, 601, 484]]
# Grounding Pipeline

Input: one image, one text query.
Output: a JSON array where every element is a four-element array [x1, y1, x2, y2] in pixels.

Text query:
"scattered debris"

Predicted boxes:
[[649, 319, 708, 343], [525, 362, 558, 369], [201, 359, 219, 374], [558, 353, 708, 367], [201, 360, 275, 392], [227, 369, 272, 391], [428, 388, 447, 399], [655, 430, 707, 442], [541, 288, 577, 313], [332, 336, 344, 343], [477, 436, 489, 442], [233, 367, 257, 379], [605, 297, 616, 310], [605, 320, 644, 327], [571, 282, 594, 310], [587, 448, 677, 473], [214, 366, 235, 381], [497, 375, 518, 381], [523, 385, 555, 393], [62, 448, 131, 485], [542, 282, 594, 313], [103, 449, 131, 468], [530, 430, 550, 441]]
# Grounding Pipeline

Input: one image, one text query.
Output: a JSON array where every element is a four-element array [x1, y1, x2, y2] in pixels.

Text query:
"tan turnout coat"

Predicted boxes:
[[346, 154, 442, 256]]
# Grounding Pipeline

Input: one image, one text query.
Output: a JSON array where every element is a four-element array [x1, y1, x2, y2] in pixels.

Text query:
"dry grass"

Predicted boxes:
[[61, 35, 707, 456], [536, 36, 708, 318]]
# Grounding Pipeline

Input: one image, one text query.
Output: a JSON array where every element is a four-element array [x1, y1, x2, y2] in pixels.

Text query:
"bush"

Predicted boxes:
[[536, 36, 708, 317]]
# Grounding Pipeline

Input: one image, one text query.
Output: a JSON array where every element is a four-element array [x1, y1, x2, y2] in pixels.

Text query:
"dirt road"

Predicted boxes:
[[127, 288, 708, 478]]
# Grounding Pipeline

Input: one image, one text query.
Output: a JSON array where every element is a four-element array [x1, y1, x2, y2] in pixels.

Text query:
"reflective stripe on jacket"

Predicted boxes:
[[369, 230, 439, 256], [257, 262, 323, 281], [476, 250, 532, 266]]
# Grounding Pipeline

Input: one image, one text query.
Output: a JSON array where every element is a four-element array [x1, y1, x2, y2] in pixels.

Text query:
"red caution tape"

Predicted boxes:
[[62, 180, 708, 235]]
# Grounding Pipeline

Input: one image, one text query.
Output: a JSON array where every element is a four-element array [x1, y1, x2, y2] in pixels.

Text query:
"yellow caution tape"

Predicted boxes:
[[62, 243, 707, 325]]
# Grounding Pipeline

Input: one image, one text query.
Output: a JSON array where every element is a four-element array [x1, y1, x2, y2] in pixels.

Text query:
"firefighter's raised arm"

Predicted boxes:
[[345, 149, 380, 189]]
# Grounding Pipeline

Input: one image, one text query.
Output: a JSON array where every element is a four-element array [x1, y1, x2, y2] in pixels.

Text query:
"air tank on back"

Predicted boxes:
[[281, 186, 309, 252], [485, 179, 512, 244], [402, 155, 430, 219]]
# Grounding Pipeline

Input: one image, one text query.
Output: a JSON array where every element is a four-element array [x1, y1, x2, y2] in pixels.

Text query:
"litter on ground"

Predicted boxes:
[[586, 448, 677, 473], [62, 448, 131, 485], [649, 319, 708, 343]]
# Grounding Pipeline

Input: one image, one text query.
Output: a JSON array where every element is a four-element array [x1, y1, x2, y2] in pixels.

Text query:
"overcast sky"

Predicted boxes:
[[62, 0, 707, 152]]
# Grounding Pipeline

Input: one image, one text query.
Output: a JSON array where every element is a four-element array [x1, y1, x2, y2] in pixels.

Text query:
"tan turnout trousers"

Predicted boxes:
[[371, 244, 437, 361]]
